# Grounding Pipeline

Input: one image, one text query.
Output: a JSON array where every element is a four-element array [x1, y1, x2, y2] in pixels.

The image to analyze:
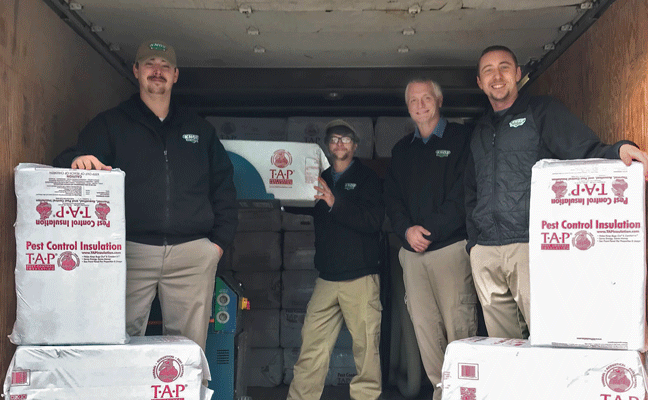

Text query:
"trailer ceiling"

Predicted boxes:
[[44, 0, 616, 117]]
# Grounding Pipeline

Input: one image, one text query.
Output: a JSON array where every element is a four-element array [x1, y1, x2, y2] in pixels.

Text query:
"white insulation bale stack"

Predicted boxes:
[[11, 164, 128, 345], [3, 336, 213, 400], [441, 337, 648, 400], [529, 159, 647, 350]]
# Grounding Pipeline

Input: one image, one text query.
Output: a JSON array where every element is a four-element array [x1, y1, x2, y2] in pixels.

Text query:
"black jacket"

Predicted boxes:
[[465, 92, 634, 252], [53, 94, 238, 249], [289, 159, 384, 281], [384, 122, 471, 252]]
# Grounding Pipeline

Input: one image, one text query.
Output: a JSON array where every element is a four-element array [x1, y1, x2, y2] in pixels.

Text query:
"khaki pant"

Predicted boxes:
[[287, 275, 382, 400], [399, 240, 477, 400], [470, 243, 530, 339], [125, 238, 221, 350]]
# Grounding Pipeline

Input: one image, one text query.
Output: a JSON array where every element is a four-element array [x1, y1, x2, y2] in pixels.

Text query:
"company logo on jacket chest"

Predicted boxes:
[[344, 183, 357, 190], [509, 118, 526, 128], [182, 134, 199, 143]]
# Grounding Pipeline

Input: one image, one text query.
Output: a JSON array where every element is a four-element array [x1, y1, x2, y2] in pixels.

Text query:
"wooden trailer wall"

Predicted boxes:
[[0, 0, 132, 377], [529, 0, 648, 153]]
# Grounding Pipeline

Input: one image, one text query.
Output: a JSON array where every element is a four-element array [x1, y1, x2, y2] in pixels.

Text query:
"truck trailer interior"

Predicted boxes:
[[1, 0, 647, 399]]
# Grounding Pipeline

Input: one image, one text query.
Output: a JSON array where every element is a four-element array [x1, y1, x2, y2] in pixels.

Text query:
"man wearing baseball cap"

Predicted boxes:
[[286, 119, 384, 400], [54, 40, 238, 351]]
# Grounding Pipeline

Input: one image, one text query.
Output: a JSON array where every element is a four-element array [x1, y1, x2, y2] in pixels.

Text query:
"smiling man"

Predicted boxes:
[[53, 40, 238, 351], [384, 78, 477, 400], [286, 119, 384, 400], [465, 45, 648, 341]]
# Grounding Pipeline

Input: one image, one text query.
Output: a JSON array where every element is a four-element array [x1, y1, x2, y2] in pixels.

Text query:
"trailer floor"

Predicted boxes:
[[247, 384, 435, 400]]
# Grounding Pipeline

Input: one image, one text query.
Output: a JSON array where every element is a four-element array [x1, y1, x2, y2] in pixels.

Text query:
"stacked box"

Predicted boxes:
[[3, 336, 213, 400], [244, 348, 284, 387], [234, 271, 281, 309], [440, 337, 647, 400], [231, 232, 282, 272], [206, 117, 287, 141], [244, 309, 280, 348], [529, 159, 647, 350], [283, 231, 316, 270], [223, 140, 330, 207], [286, 117, 374, 159], [281, 211, 315, 231], [281, 270, 319, 309], [283, 347, 357, 386], [11, 164, 128, 345], [237, 205, 282, 232]]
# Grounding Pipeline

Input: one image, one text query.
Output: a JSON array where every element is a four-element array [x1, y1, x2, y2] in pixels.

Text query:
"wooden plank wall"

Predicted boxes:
[[0, 0, 132, 377], [529, 0, 648, 151]]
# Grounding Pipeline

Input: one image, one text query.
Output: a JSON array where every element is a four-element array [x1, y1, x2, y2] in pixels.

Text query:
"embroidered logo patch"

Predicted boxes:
[[149, 43, 167, 52], [436, 150, 450, 158], [344, 183, 357, 190], [509, 118, 526, 128], [182, 134, 199, 143]]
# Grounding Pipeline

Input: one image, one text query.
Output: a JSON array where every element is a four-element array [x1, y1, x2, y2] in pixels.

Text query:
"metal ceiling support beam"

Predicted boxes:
[[41, 0, 136, 86], [523, 0, 618, 87]]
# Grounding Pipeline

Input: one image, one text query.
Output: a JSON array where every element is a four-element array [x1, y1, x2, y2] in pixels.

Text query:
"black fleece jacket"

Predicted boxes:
[[53, 94, 238, 249], [464, 92, 635, 252], [384, 122, 472, 253], [287, 159, 384, 281]]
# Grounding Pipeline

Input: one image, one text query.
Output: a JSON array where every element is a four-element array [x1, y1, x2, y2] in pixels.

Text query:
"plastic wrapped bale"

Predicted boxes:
[[11, 164, 127, 345], [3, 336, 213, 400], [440, 337, 648, 400], [529, 159, 647, 350]]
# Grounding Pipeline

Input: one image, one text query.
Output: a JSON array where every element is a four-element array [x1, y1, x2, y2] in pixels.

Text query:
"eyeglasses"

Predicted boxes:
[[329, 136, 353, 144]]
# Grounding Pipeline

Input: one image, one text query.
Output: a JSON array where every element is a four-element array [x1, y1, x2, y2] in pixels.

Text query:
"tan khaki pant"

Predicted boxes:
[[287, 275, 382, 400], [399, 240, 477, 400], [125, 238, 221, 350], [470, 242, 530, 340]]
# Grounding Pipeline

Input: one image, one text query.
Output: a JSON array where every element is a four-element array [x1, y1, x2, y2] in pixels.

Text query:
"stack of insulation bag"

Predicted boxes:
[[440, 160, 648, 399], [3, 164, 212, 400]]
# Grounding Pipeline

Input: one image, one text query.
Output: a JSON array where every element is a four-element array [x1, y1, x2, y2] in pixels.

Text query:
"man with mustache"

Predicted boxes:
[[53, 40, 238, 351], [466, 45, 648, 340]]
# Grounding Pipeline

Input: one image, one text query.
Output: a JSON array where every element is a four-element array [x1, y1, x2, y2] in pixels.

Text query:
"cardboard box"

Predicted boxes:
[[245, 348, 284, 387], [529, 159, 647, 350], [441, 337, 648, 400], [206, 117, 287, 141], [233, 271, 281, 309], [286, 117, 374, 159], [283, 231, 316, 270], [244, 309, 280, 348], [231, 232, 282, 271], [282, 270, 319, 309], [223, 140, 330, 207], [281, 211, 315, 231], [11, 164, 127, 345], [237, 207, 282, 232], [3, 336, 213, 400]]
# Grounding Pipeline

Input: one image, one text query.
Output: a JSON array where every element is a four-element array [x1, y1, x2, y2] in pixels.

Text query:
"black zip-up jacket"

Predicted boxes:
[[53, 94, 238, 249], [288, 159, 384, 281], [464, 92, 634, 252], [384, 122, 471, 253]]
